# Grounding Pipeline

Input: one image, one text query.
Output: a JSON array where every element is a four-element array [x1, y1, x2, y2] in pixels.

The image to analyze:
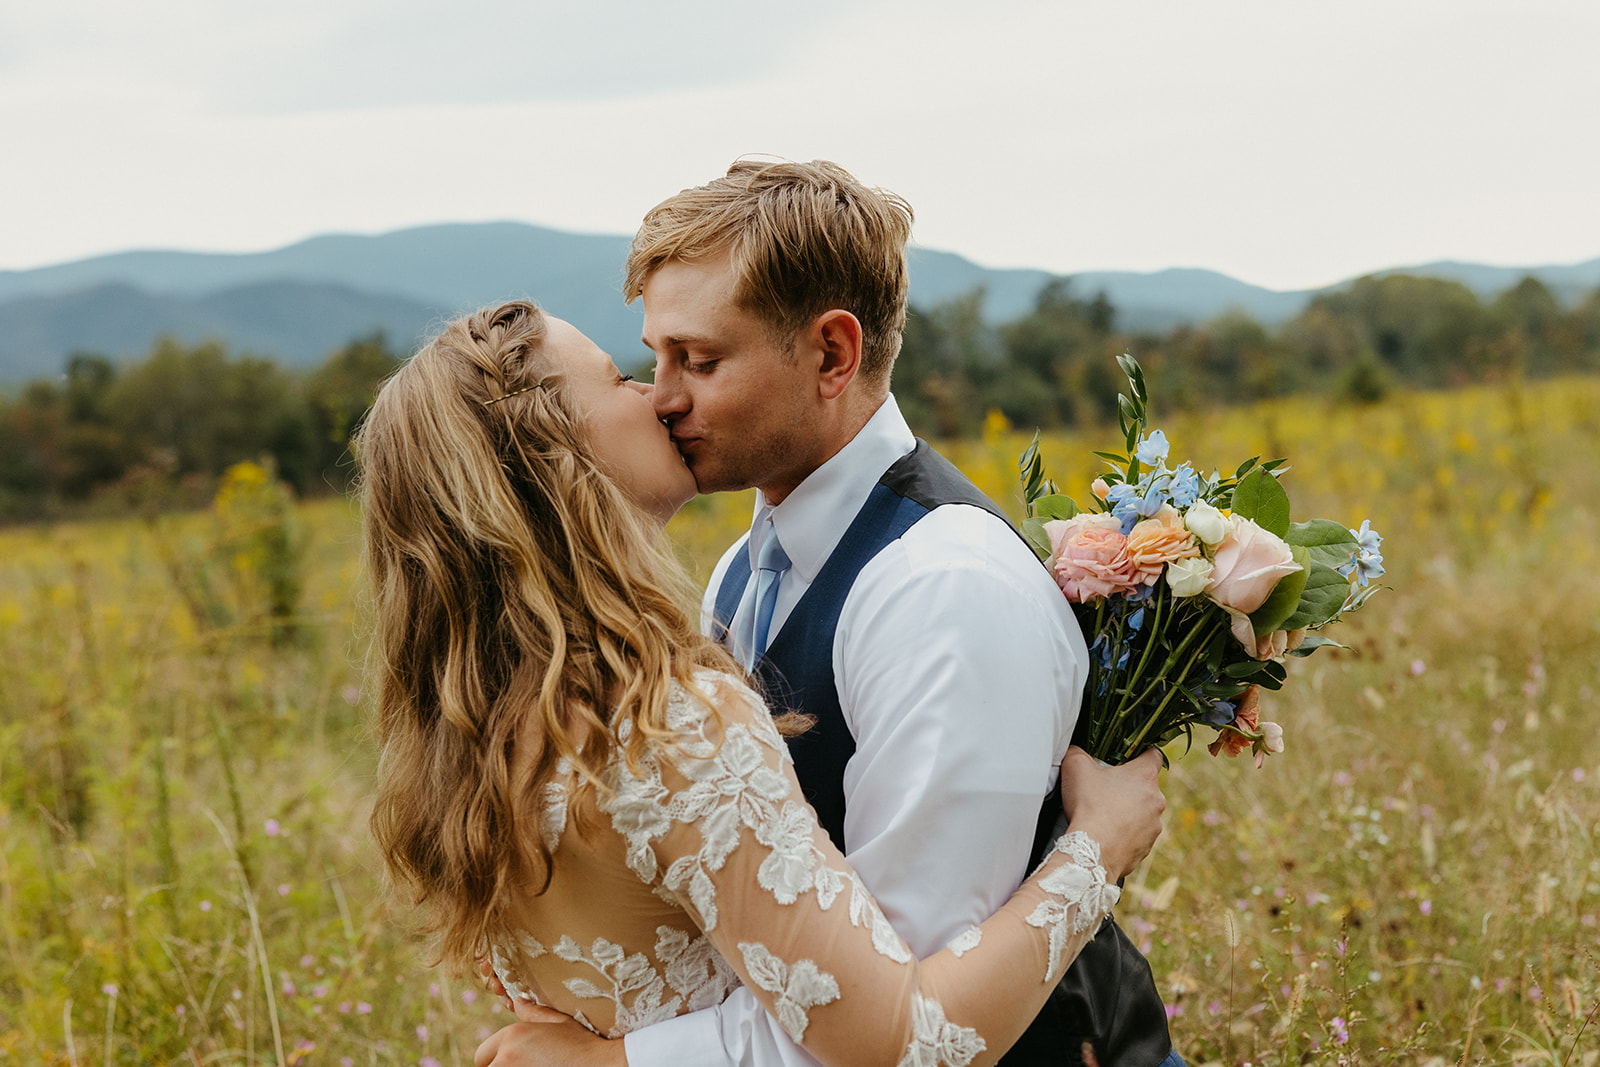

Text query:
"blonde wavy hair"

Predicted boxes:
[[355, 300, 739, 975], [625, 158, 914, 389]]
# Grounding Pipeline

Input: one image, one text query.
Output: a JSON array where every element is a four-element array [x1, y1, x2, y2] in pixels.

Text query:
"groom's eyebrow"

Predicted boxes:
[[652, 332, 725, 354]]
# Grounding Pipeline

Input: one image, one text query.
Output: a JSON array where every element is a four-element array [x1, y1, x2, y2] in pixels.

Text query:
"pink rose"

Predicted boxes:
[[1044, 514, 1138, 602], [1254, 721, 1285, 768], [1125, 506, 1201, 586], [1205, 517, 1301, 615], [1228, 615, 1311, 662]]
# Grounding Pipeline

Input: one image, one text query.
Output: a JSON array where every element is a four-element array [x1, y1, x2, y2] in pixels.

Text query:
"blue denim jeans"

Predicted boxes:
[[1158, 1051, 1189, 1067]]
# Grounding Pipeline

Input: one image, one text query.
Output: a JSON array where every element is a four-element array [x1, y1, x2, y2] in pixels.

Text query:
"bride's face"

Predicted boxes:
[[545, 316, 697, 523]]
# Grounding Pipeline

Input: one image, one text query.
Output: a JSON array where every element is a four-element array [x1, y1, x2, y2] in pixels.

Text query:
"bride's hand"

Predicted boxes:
[[474, 1004, 625, 1067], [1058, 746, 1166, 881]]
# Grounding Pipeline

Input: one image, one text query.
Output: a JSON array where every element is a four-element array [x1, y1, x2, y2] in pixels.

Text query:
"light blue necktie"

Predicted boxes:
[[735, 518, 791, 670]]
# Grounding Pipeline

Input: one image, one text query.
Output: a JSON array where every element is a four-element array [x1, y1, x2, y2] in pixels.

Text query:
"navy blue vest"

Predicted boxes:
[[714, 440, 1173, 1066]]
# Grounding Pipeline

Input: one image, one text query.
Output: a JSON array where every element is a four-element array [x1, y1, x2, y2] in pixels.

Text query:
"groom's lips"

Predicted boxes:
[[670, 433, 700, 462]]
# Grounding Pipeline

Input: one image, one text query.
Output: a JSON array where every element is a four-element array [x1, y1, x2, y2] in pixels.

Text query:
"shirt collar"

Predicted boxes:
[[750, 395, 916, 584]]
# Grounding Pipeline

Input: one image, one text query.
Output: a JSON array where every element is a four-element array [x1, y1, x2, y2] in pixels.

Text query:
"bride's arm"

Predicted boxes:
[[638, 675, 1163, 1067]]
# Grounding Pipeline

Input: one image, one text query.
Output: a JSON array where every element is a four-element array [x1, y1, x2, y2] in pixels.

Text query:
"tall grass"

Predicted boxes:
[[1, 377, 1596, 1064]]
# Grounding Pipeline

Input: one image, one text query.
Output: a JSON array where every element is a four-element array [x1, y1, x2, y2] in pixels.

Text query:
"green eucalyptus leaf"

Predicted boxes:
[[1018, 437, 1039, 474], [1249, 547, 1310, 634], [1235, 456, 1260, 479], [1280, 562, 1353, 630], [1286, 519, 1360, 570], [1092, 450, 1129, 465], [1223, 659, 1269, 678], [1020, 516, 1053, 562], [1119, 354, 1148, 404], [1033, 494, 1080, 521], [1232, 467, 1291, 537], [1287, 633, 1346, 657]]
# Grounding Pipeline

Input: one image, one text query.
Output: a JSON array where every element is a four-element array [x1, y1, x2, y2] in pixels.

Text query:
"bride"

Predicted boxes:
[[357, 300, 1166, 1067]]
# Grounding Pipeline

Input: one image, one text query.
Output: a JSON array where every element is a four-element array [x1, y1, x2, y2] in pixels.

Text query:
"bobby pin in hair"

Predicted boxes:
[[483, 385, 538, 407]]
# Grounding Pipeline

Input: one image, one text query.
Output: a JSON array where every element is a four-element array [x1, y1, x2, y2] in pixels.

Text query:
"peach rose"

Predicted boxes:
[[1205, 517, 1301, 615], [1044, 514, 1138, 602], [1125, 505, 1201, 586], [1091, 477, 1112, 501]]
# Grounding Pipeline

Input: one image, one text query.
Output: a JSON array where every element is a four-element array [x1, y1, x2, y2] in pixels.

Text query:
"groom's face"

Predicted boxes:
[[642, 254, 823, 503]]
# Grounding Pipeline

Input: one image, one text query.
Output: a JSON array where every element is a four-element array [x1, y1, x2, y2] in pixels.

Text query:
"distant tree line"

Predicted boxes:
[[0, 334, 398, 520], [894, 273, 1600, 437], [1, 272, 1597, 520]]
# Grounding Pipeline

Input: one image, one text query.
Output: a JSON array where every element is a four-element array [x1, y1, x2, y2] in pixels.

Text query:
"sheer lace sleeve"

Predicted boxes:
[[604, 672, 1121, 1067]]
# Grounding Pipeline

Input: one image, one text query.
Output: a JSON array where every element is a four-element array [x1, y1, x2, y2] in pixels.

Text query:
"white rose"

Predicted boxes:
[[1166, 556, 1215, 597], [1183, 501, 1229, 546]]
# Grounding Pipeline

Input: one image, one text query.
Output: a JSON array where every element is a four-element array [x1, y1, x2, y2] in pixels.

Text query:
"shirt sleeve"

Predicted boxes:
[[834, 506, 1087, 955], [625, 674, 1117, 1067]]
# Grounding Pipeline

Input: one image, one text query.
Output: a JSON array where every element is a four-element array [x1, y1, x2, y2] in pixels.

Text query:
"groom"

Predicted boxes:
[[479, 160, 1180, 1066]]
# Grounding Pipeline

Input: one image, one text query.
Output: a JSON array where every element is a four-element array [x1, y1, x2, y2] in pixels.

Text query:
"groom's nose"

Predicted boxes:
[[651, 365, 689, 422]]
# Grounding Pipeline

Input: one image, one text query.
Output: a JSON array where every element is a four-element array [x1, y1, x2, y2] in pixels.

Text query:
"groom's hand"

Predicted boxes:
[[474, 1002, 628, 1067]]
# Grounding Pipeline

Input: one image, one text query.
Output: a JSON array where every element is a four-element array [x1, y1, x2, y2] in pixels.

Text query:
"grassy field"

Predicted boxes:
[[1, 376, 1597, 1065]]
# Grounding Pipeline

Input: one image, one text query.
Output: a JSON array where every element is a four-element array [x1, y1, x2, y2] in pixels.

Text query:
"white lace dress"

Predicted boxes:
[[489, 670, 1120, 1067]]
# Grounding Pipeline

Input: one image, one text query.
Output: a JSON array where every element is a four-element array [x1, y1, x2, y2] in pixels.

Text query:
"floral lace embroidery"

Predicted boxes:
[[946, 926, 982, 958], [847, 870, 914, 963], [896, 993, 986, 1067], [655, 925, 741, 1011], [595, 673, 911, 963], [538, 758, 573, 852], [1025, 830, 1121, 980], [738, 942, 841, 1043], [551, 935, 681, 1038], [661, 722, 791, 927]]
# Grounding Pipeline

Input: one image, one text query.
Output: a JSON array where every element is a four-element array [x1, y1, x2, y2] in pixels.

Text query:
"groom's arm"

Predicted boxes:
[[831, 506, 1087, 954]]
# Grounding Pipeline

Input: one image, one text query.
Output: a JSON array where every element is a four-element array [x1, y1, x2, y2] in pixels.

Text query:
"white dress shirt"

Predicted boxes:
[[623, 395, 1090, 1067]]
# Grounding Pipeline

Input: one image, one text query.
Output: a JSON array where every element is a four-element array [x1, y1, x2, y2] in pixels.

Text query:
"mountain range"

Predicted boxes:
[[2, 221, 1596, 384]]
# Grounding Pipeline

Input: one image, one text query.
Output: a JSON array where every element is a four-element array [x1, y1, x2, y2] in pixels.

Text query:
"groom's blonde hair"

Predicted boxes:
[[625, 158, 914, 388]]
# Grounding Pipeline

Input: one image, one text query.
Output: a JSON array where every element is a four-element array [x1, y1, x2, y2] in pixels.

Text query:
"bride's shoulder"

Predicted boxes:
[[665, 669, 782, 747]]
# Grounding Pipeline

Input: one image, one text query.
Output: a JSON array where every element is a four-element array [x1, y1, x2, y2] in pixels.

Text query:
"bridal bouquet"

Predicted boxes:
[[1017, 355, 1384, 767]]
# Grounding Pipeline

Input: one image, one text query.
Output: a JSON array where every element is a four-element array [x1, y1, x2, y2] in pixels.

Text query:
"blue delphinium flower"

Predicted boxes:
[[1203, 698, 1236, 726], [1170, 464, 1200, 507], [1338, 519, 1386, 587], [1125, 582, 1156, 603], [1106, 483, 1142, 533], [1135, 429, 1170, 467], [1351, 550, 1385, 587], [1091, 632, 1130, 670]]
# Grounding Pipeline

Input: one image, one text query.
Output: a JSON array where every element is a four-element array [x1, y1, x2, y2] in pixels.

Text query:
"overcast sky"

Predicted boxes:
[[1, 0, 1596, 291]]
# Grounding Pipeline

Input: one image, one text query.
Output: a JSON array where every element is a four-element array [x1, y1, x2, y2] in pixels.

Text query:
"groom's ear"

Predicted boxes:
[[808, 309, 863, 401]]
